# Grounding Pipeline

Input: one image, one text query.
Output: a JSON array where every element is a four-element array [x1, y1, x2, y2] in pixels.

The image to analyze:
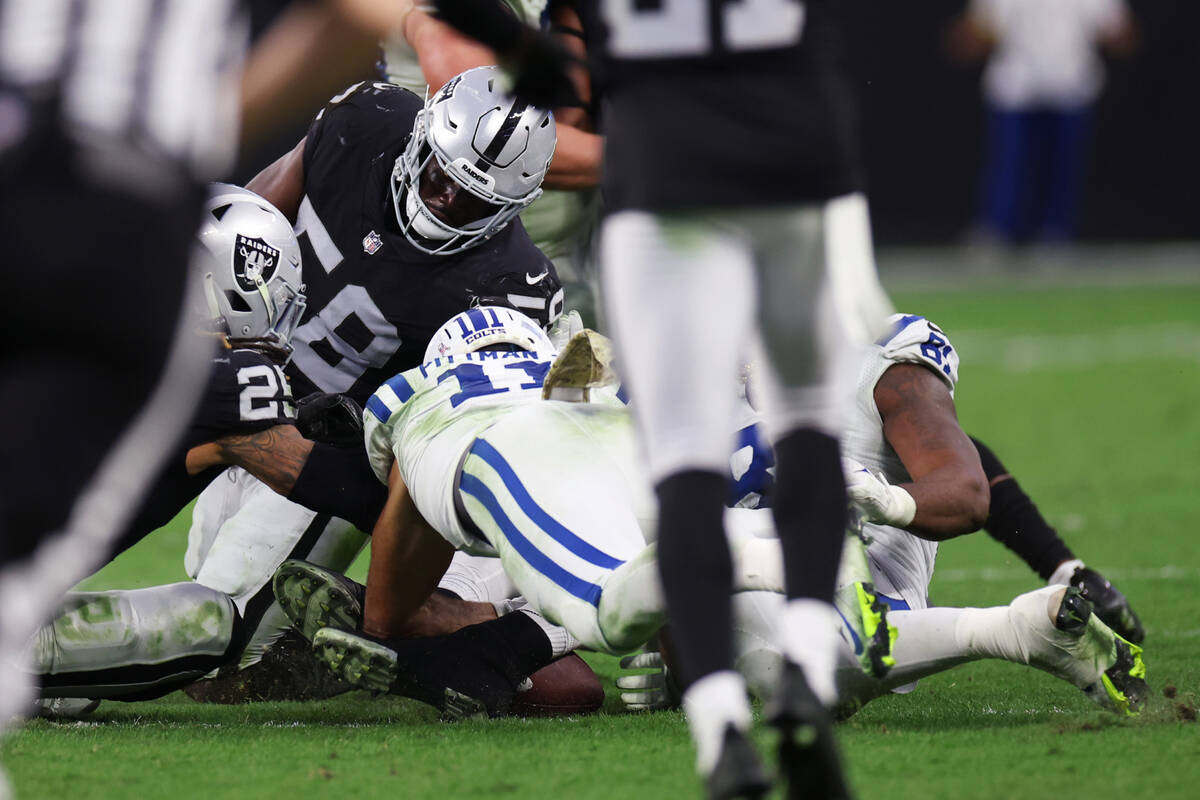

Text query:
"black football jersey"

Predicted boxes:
[[574, 0, 863, 212], [111, 346, 296, 556], [287, 81, 563, 405]]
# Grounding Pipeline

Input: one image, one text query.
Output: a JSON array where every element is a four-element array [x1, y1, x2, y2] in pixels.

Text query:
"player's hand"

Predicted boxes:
[[503, 31, 584, 109], [842, 457, 917, 528], [616, 651, 679, 712], [296, 392, 364, 447]]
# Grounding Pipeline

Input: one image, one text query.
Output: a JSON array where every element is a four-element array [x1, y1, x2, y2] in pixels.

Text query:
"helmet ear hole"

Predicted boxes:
[[224, 290, 252, 313]]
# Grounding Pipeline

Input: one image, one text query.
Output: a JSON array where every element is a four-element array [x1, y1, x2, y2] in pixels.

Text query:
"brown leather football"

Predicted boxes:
[[510, 652, 605, 717]]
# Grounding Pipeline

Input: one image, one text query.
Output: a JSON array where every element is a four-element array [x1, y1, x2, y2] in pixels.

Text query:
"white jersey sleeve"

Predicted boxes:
[[871, 314, 960, 396]]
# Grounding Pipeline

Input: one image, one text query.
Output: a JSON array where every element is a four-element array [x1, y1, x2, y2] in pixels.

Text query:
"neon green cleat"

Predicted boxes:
[[834, 513, 897, 679], [1013, 585, 1148, 716]]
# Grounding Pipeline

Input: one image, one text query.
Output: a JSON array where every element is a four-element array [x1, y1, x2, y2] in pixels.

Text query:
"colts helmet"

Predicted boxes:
[[423, 305, 557, 363], [196, 183, 306, 362], [392, 66, 557, 255]]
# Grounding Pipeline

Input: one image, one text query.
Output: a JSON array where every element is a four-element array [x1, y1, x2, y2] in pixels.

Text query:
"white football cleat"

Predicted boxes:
[[1009, 585, 1147, 715]]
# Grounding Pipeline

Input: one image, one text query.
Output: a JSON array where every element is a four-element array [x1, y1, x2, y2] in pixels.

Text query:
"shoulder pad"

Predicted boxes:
[[874, 314, 959, 391]]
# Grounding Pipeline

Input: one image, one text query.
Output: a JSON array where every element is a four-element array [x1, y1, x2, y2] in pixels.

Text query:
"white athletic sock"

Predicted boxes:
[[778, 598, 841, 706], [682, 670, 753, 775], [954, 586, 1064, 664], [518, 608, 580, 659], [1048, 559, 1086, 587]]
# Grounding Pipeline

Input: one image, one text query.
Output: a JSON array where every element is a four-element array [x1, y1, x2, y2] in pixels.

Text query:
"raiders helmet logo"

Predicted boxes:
[[233, 234, 279, 292]]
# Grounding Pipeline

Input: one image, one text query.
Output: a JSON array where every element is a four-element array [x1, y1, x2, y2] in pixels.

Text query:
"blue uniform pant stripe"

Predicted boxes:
[[459, 471, 603, 607], [468, 438, 624, 569]]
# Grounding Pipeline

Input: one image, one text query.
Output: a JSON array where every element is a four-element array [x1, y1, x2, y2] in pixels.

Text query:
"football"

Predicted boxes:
[[511, 653, 605, 717]]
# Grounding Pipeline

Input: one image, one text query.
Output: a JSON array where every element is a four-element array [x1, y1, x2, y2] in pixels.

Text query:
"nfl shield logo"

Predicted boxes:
[[363, 230, 383, 255]]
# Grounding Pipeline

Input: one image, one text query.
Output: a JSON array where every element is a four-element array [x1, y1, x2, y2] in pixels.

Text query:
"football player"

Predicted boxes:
[[379, 0, 603, 322], [429, 1, 895, 795], [23, 185, 380, 704], [618, 314, 1147, 720]]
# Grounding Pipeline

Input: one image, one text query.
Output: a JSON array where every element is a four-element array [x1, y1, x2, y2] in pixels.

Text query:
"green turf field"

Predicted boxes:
[[4, 274, 1199, 799]]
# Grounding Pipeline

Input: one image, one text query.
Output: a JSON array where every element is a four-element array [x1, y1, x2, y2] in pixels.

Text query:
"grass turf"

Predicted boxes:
[[4, 279, 1199, 798]]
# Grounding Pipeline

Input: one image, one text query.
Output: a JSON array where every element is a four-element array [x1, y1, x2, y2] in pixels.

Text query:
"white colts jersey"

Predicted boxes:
[[364, 351, 553, 555], [843, 314, 961, 610]]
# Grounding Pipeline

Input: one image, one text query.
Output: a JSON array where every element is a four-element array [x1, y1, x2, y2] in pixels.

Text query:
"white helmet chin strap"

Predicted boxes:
[[404, 187, 456, 242]]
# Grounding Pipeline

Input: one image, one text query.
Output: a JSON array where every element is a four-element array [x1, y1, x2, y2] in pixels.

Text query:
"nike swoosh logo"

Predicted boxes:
[[525, 269, 549, 285]]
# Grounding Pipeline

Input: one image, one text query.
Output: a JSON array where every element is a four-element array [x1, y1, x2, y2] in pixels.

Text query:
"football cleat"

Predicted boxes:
[[765, 660, 853, 800], [34, 697, 100, 719], [705, 724, 772, 800], [311, 623, 528, 720], [1069, 566, 1145, 644], [541, 328, 618, 402], [1011, 586, 1148, 716], [272, 559, 365, 643], [833, 514, 897, 679], [311, 627, 400, 696]]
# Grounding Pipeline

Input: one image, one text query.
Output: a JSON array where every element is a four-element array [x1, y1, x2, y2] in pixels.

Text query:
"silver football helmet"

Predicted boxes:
[[423, 305, 557, 363], [392, 66, 557, 255], [196, 183, 306, 361]]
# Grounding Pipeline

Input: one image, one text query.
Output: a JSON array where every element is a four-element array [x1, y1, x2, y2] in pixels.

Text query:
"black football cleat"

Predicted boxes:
[[1070, 567, 1145, 644], [765, 661, 853, 800], [705, 724, 772, 800], [311, 623, 527, 720], [273, 559, 365, 643]]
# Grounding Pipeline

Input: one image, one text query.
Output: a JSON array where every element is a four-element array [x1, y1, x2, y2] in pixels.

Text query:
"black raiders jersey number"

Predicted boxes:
[[237, 363, 293, 421], [601, 0, 805, 59]]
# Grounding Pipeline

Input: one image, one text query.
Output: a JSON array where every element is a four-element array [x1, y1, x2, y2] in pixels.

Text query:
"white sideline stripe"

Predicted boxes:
[[948, 323, 1200, 372], [934, 565, 1200, 582]]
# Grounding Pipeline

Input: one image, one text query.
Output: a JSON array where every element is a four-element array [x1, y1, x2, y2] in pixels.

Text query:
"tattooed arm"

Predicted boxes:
[[185, 425, 312, 495], [875, 363, 990, 539]]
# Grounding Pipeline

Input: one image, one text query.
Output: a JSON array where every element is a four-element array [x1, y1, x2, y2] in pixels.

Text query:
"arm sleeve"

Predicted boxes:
[[287, 441, 388, 533]]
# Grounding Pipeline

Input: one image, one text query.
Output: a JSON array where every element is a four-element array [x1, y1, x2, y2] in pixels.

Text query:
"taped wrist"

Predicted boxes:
[[885, 484, 918, 527], [288, 442, 386, 532]]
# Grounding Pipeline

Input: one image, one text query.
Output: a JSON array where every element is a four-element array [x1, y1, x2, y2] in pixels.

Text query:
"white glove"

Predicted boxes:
[[842, 457, 917, 528], [616, 651, 680, 712], [546, 309, 584, 352]]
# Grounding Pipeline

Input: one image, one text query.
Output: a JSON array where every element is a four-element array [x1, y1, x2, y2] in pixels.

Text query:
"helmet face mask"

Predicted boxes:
[[423, 305, 557, 364], [197, 184, 306, 363], [391, 66, 556, 256]]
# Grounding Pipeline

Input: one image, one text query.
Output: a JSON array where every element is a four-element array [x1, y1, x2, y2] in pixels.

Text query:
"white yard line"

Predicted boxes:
[[934, 565, 1200, 582], [947, 323, 1200, 372]]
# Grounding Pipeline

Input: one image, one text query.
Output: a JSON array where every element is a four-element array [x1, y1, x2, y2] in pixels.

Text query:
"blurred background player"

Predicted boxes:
[[0, 0, 246, 765], [428, 2, 896, 797], [947, 0, 1136, 244]]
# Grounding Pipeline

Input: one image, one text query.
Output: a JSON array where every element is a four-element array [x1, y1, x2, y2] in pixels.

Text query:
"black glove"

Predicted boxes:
[[505, 33, 584, 110], [433, 0, 582, 109], [295, 392, 364, 448]]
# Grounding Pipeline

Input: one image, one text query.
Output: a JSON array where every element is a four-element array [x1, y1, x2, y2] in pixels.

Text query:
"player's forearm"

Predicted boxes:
[[246, 137, 306, 223], [239, 3, 379, 147], [901, 466, 990, 540], [212, 425, 314, 495], [364, 465, 455, 638], [544, 125, 602, 190]]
